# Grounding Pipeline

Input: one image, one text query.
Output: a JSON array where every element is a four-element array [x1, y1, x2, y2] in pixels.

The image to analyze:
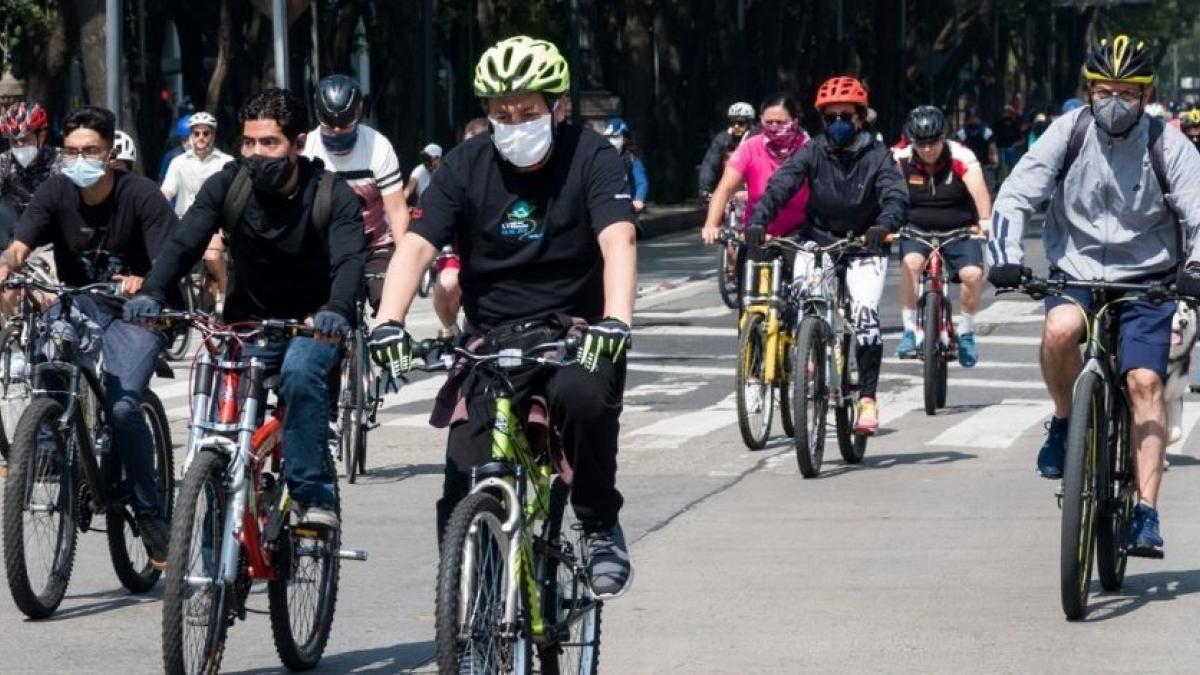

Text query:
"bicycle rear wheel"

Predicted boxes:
[[921, 292, 941, 416], [0, 320, 31, 462], [778, 336, 796, 439], [2, 398, 77, 619], [162, 449, 230, 675], [1096, 397, 1133, 592], [166, 278, 196, 361], [537, 478, 602, 675], [268, 495, 341, 671], [338, 336, 361, 484], [834, 332, 867, 464], [107, 390, 175, 593], [792, 318, 828, 478], [736, 314, 774, 449], [1061, 370, 1103, 621], [436, 491, 529, 673]]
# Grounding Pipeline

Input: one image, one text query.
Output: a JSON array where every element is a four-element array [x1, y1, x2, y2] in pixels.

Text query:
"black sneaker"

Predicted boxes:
[[135, 511, 170, 570], [1128, 503, 1165, 559], [1037, 416, 1069, 479], [582, 522, 634, 600]]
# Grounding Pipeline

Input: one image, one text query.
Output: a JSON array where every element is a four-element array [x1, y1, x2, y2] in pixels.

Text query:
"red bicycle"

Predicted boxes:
[[897, 225, 985, 415], [154, 312, 366, 674]]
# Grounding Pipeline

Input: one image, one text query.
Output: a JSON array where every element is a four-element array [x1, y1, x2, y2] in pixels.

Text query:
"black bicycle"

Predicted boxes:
[[1, 276, 174, 619], [335, 273, 387, 483], [1012, 275, 1167, 621], [716, 199, 746, 310]]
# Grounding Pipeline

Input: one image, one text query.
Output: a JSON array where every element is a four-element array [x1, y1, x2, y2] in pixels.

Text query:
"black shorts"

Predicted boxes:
[[898, 237, 983, 281], [364, 245, 393, 314]]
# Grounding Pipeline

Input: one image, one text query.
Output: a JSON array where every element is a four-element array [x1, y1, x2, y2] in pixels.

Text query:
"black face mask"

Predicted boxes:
[[1033, 122, 1048, 134], [244, 154, 295, 193]]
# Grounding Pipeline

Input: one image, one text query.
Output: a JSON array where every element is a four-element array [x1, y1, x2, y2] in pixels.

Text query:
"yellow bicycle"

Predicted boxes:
[[735, 240, 798, 449]]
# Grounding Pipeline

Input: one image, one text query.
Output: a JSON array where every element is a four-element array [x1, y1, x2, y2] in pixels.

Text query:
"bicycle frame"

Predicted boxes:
[[739, 255, 791, 384], [792, 244, 857, 408]]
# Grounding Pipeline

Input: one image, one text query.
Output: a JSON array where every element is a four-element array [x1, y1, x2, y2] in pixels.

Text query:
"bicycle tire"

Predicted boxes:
[[436, 491, 530, 674], [268, 489, 341, 671], [338, 337, 360, 484], [0, 320, 30, 462], [107, 390, 175, 593], [792, 318, 828, 478], [936, 297, 950, 408], [2, 398, 77, 619], [735, 314, 774, 450], [419, 265, 435, 299], [718, 245, 738, 310], [1061, 370, 1103, 621], [166, 279, 196, 361], [162, 449, 230, 675], [922, 292, 940, 416], [353, 332, 372, 478], [537, 478, 602, 675], [1096, 395, 1133, 592], [834, 332, 867, 464]]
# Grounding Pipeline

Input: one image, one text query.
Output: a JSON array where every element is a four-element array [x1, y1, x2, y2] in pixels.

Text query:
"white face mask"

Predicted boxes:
[[489, 113, 553, 168], [11, 145, 37, 168], [609, 136, 625, 151]]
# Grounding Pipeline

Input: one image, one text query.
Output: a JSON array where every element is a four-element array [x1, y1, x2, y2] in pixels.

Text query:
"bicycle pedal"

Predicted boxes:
[[1054, 482, 1064, 508], [337, 548, 368, 561]]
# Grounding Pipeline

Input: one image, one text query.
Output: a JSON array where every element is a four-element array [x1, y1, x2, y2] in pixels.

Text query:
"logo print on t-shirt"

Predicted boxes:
[[499, 199, 543, 241]]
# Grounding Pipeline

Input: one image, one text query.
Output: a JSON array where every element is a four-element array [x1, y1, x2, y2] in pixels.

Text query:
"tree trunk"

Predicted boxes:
[[76, 0, 106, 106], [206, 0, 234, 112]]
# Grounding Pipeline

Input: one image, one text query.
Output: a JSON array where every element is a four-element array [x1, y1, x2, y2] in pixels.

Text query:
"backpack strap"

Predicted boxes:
[[310, 169, 336, 252], [1146, 116, 1185, 260], [1056, 107, 1094, 184], [221, 166, 254, 245]]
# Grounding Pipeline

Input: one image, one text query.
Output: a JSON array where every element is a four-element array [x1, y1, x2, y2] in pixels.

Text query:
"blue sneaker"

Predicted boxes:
[[895, 330, 918, 358], [1037, 416, 1068, 479], [1128, 503, 1164, 559], [957, 333, 978, 367]]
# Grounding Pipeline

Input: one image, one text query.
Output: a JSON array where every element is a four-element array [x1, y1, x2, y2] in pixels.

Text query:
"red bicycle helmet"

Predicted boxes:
[[0, 101, 48, 139], [814, 76, 869, 110]]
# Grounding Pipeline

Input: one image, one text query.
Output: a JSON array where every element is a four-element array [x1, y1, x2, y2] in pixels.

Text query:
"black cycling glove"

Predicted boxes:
[[987, 263, 1030, 290]]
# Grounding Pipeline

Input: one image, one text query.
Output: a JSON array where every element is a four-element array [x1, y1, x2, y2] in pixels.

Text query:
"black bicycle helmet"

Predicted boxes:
[[1083, 35, 1155, 85], [904, 105, 945, 142], [315, 74, 363, 127]]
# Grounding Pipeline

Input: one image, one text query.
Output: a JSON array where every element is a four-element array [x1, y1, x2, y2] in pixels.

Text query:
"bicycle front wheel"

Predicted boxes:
[[834, 332, 867, 464], [736, 314, 774, 449], [2, 398, 77, 619], [1061, 370, 1103, 621], [0, 319, 32, 462], [338, 337, 361, 484], [1096, 396, 1133, 592], [536, 478, 602, 675], [921, 292, 941, 416], [162, 449, 230, 675], [792, 318, 828, 478], [718, 244, 738, 310], [436, 491, 529, 674], [268, 498, 341, 671], [107, 390, 175, 593]]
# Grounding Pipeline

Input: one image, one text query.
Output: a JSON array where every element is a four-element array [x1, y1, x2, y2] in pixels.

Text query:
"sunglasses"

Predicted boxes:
[[191, 129, 212, 138], [822, 112, 856, 125]]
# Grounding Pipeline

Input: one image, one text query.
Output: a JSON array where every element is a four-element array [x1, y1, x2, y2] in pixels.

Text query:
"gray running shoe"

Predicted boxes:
[[582, 522, 634, 600], [294, 503, 340, 531]]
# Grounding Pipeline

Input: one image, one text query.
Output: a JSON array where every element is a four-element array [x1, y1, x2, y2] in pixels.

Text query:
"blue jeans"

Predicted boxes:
[[47, 296, 168, 514], [245, 337, 340, 508]]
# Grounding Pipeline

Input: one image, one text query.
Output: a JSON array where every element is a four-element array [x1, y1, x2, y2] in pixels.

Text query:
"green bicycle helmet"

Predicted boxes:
[[1083, 35, 1155, 85], [473, 36, 571, 98]]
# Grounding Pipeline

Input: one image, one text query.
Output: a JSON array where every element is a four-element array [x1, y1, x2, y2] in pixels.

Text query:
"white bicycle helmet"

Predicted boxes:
[[188, 111, 218, 129], [113, 130, 137, 163], [727, 101, 755, 119]]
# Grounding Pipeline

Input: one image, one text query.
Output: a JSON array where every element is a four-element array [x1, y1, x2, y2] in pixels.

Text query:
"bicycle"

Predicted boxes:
[[0, 256, 58, 465], [716, 198, 746, 310], [1009, 276, 1166, 621], [734, 236, 799, 449], [786, 237, 873, 477], [155, 313, 367, 673], [1, 276, 174, 619], [335, 272, 388, 484], [896, 225, 986, 415], [418, 245, 457, 300], [412, 336, 602, 674], [167, 263, 220, 361]]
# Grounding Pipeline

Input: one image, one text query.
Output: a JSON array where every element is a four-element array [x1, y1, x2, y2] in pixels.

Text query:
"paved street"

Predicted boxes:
[[4, 228, 1200, 673]]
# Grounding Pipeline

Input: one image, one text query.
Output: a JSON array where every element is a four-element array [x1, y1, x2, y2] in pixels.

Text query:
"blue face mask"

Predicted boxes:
[[321, 127, 358, 154], [62, 157, 107, 189], [825, 119, 856, 148]]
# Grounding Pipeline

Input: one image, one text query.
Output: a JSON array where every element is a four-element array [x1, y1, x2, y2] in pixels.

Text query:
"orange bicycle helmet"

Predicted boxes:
[[814, 76, 868, 110]]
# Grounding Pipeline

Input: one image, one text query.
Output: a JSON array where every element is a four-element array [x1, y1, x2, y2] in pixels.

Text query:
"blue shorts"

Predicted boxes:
[[1044, 284, 1175, 380], [898, 237, 983, 282]]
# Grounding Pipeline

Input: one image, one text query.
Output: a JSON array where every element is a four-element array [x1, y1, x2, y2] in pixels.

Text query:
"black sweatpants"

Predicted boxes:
[[436, 358, 626, 540]]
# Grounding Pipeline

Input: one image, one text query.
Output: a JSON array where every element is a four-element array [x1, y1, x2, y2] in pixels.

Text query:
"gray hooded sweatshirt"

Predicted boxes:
[[988, 106, 1200, 280]]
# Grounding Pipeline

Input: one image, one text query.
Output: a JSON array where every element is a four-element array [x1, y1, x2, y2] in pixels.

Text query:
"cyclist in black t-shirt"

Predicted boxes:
[[368, 36, 638, 600], [0, 106, 178, 566]]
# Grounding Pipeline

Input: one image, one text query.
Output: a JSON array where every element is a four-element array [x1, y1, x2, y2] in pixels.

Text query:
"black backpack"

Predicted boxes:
[[218, 165, 336, 297]]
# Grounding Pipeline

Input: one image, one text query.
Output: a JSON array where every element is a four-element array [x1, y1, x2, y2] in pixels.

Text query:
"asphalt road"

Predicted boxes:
[[4, 229, 1200, 673]]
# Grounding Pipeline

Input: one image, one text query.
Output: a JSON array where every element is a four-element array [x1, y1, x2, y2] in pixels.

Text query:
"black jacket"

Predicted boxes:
[[748, 131, 908, 240], [697, 126, 760, 196]]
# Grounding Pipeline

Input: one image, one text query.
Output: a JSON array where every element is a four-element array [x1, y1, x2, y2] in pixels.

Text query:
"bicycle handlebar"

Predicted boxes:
[[140, 311, 320, 340], [410, 335, 582, 372], [4, 275, 124, 300], [897, 225, 987, 246], [1013, 275, 1177, 304]]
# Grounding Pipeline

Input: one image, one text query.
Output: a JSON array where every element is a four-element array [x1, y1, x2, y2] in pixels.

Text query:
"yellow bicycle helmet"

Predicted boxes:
[[1083, 35, 1155, 85], [473, 36, 571, 98], [1180, 108, 1200, 130]]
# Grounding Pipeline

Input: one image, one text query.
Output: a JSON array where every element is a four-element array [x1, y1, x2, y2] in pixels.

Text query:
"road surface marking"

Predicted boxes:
[[927, 398, 1054, 449]]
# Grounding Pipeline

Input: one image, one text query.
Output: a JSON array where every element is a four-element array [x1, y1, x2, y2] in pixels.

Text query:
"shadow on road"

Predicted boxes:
[[354, 463, 443, 484], [1086, 568, 1200, 622], [225, 640, 435, 674], [39, 586, 162, 622], [817, 449, 978, 478]]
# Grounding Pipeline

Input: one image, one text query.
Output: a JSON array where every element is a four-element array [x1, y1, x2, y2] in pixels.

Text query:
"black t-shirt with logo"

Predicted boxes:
[[410, 124, 636, 329]]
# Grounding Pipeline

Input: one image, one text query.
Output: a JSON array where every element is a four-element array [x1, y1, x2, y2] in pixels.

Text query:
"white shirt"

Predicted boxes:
[[161, 147, 234, 217], [409, 163, 433, 200], [303, 123, 404, 248]]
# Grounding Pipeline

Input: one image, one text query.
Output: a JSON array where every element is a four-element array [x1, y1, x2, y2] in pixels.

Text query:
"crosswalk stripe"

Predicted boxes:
[[628, 393, 736, 439], [927, 398, 1053, 449], [636, 326, 737, 337], [879, 373, 1045, 389], [627, 363, 731, 377], [637, 307, 733, 319], [882, 357, 1040, 369]]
